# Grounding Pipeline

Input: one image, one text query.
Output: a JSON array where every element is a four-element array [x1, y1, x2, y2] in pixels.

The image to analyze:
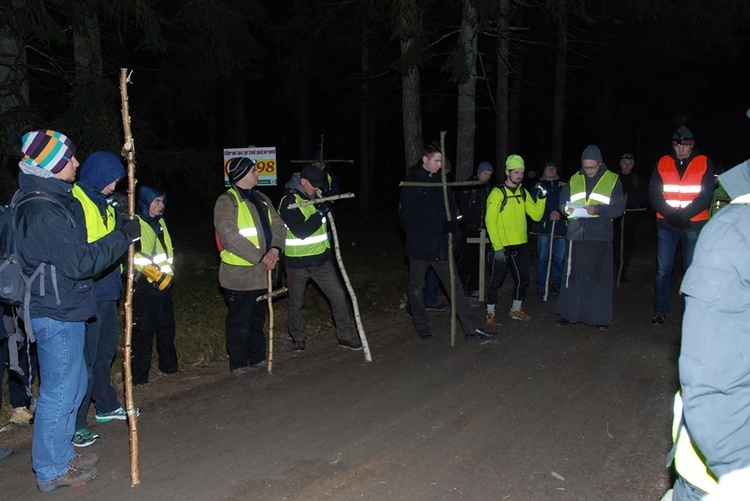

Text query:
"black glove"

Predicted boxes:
[[317, 201, 332, 216], [442, 220, 458, 234], [666, 212, 690, 230], [121, 218, 141, 241], [534, 183, 548, 199]]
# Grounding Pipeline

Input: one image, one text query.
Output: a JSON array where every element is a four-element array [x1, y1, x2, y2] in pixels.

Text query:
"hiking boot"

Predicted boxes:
[[9, 406, 34, 425], [651, 314, 666, 326], [0, 448, 12, 461], [418, 332, 433, 340], [338, 338, 363, 351], [95, 405, 140, 423], [485, 312, 496, 325], [292, 340, 306, 352], [509, 309, 531, 321], [550, 284, 561, 295], [465, 327, 498, 340], [596, 325, 609, 331], [555, 318, 571, 327], [71, 453, 99, 471], [72, 429, 100, 448], [37, 465, 98, 493], [231, 366, 252, 379], [425, 303, 448, 312]]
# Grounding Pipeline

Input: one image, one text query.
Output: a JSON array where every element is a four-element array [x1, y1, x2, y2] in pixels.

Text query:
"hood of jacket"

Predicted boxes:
[[137, 186, 166, 228], [284, 172, 316, 199]]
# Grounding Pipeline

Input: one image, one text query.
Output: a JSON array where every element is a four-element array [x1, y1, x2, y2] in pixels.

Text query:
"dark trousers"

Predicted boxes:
[[287, 261, 352, 342], [486, 244, 529, 306], [407, 258, 478, 337], [76, 300, 121, 429], [223, 289, 267, 370], [457, 233, 487, 292], [132, 290, 178, 385]]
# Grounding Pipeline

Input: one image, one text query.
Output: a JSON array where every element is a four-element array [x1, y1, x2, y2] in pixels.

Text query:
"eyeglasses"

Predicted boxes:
[[582, 164, 600, 170]]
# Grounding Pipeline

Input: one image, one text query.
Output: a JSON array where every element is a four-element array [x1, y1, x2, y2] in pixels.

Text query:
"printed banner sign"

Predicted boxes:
[[223, 147, 277, 186]]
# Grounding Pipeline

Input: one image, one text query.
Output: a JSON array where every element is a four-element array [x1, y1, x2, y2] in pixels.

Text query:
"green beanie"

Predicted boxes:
[[505, 154, 525, 171]]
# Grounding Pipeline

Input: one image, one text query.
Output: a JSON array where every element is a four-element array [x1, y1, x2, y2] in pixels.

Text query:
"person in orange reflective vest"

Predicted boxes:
[[648, 126, 715, 326]]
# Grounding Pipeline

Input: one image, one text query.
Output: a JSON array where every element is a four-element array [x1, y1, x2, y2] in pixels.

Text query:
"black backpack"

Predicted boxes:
[[0, 191, 71, 371]]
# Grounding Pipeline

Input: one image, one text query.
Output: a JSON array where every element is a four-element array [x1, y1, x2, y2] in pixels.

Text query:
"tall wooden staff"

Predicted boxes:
[[543, 220, 556, 302], [266, 270, 274, 373], [119, 68, 140, 486], [616, 194, 627, 288], [439, 132, 458, 346]]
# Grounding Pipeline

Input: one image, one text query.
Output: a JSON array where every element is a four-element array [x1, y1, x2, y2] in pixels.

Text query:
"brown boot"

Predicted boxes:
[[37, 465, 98, 493]]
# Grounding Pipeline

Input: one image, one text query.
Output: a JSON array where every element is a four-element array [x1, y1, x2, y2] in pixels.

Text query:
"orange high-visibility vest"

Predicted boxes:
[[656, 155, 709, 221]]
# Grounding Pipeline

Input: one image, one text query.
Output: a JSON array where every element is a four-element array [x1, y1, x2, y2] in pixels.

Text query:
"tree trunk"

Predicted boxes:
[[455, 0, 479, 182], [73, 10, 103, 84], [359, 17, 373, 215], [0, 25, 29, 128], [495, 0, 511, 170], [551, 0, 568, 167], [396, 0, 423, 171]]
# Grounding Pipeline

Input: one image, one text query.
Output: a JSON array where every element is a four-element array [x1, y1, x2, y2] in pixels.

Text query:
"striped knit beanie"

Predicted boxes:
[[20, 130, 77, 173]]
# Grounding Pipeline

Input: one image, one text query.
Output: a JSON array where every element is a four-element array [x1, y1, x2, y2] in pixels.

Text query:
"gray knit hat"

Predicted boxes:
[[581, 145, 602, 163]]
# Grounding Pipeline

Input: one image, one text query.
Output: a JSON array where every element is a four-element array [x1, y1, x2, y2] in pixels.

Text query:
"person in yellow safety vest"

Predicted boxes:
[[555, 145, 624, 329], [484, 154, 546, 324], [132, 186, 179, 386], [648, 126, 715, 326], [278, 165, 362, 353], [71, 151, 135, 446], [213, 157, 286, 379], [670, 158, 750, 501]]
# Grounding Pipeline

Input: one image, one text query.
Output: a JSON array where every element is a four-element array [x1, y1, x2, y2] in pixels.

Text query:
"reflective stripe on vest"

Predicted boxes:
[[672, 391, 718, 495], [71, 185, 115, 242], [657, 156, 709, 221], [135, 216, 174, 278], [568, 170, 618, 218], [282, 193, 330, 258], [219, 188, 273, 267]]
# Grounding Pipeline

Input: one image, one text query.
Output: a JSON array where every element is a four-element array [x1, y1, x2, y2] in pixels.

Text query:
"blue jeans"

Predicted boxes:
[[654, 225, 699, 315], [536, 235, 566, 291], [76, 300, 122, 430], [31, 318, 87, 484]]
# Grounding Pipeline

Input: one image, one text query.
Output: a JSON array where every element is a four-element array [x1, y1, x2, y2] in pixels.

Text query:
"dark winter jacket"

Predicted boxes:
[[456, 175, 490, 236], [618, 171, 648, 210], [15, 171, 131, 322], [400, 164, 458, 261], [74, 151, 127, 301], [278, 172, 332, 269], [531, 175, 567, 237], [559, 167, 625, 242]]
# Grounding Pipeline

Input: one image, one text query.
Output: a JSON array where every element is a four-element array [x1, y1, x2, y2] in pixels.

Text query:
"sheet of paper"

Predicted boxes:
[[566, 201, 594, 218]]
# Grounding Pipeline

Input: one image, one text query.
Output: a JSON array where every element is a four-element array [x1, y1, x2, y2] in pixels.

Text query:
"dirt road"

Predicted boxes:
[[0, 265, 680, 500]]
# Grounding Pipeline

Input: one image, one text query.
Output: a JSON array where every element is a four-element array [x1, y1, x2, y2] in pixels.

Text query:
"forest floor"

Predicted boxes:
[[0, 216, 682, 500]]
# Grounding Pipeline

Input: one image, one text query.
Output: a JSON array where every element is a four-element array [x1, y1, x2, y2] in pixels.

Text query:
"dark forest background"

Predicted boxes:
[[1, 0, 749, 217]]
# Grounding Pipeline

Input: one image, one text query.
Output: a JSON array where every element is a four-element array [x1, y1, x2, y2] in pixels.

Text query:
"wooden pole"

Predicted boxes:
[[616, 194, 627, 288], [266, 270, 274, 374], [543, 220, 556, 302], [119, 68, 140, 486], [325, 211, 372, 362], [439, 132, 457, 346]]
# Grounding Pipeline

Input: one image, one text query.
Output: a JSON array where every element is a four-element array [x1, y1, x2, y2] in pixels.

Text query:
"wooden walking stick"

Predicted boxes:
[[119, 68, 140, 485], [288, 193, 371, 362], [543, 219, 556, 302], [439, 131, 458, 346], [616, 194, 627, 288], [266, 269, 274, 373]]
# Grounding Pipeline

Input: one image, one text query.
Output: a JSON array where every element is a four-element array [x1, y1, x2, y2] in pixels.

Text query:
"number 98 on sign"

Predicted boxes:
[[222, 146, 278, 187]]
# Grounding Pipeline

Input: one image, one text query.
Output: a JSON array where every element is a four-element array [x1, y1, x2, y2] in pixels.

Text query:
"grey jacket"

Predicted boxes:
[[679, 196, 750, 479]]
